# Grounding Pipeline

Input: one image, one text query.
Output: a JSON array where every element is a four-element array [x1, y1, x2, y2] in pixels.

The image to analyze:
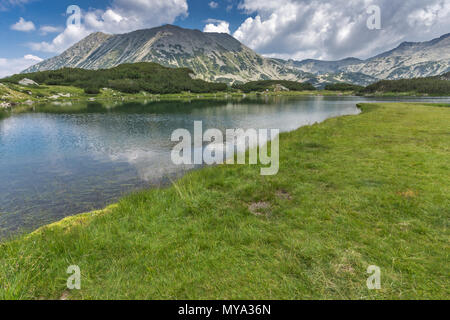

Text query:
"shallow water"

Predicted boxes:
[[0, 96, 448, 238]]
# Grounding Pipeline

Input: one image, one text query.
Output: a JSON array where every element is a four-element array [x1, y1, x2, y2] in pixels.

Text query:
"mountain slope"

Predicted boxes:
[[24, 25, 308, 84], [438, 71, 450, 80], [25, 32, 113, 73], [343, 33, 450, 79], [281, 34, 450, 83], [23, 26, 450, 86]]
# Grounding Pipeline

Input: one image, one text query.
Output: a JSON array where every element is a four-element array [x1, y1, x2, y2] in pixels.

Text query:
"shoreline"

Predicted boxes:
[[2, 80, 449, 112]]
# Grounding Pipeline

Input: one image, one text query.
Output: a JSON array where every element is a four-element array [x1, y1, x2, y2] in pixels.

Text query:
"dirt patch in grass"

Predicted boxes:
[[276, 190, 292, 200], [335, 264, 355, 274], [397, 190, 418, 198], [248, 202, 271, 216]]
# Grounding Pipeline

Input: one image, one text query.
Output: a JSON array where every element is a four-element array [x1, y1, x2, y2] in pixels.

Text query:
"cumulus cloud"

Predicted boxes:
[[203, 19, 230, 34], [29, 24, 91, 53], [39, 25, 64, 35], [0, 54, 42, 78], [233, 0, 450, 60], [29, 0, 189, 53], [11, 17, 35, 32]]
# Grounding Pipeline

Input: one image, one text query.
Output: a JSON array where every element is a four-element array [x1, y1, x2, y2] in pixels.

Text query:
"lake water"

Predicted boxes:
[[0, 96, 448, 238]]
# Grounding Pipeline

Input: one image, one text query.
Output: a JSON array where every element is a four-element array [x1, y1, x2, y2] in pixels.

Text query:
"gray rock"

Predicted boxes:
[[18, 78, 39, 86]]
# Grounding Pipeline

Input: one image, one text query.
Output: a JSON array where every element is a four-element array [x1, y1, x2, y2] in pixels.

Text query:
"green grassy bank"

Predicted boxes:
[[0, 103, 449, 300], [0, 81, 357, 107]]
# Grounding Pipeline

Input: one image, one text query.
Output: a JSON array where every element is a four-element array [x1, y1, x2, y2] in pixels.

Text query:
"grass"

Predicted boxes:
[[0, 102, 449, 300]]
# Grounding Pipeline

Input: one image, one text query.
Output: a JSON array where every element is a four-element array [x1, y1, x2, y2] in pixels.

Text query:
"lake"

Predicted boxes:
[[0, 96, 448, 238]]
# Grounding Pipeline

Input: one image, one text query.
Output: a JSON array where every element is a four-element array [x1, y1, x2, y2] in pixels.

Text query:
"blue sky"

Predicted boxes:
[[0, 0, 247, 59], [1, 0, 449, 77]]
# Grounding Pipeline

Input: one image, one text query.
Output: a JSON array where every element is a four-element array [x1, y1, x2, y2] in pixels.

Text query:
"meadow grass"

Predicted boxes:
[[0, 102, 449, 300]]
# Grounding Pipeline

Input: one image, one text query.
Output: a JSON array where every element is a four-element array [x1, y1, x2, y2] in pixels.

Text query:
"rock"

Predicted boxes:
[[49, 95, 60, 100], [23, 100, 34, 105], [58, 93, 71, 98], [0, 102, 11, 108], [18, 78, 39, 86]]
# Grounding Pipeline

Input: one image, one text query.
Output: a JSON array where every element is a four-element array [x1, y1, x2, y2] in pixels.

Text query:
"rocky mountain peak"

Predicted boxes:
[[21, 25, 450, 86]]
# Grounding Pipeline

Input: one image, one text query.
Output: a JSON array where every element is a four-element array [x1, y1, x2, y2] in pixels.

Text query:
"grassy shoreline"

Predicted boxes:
[[0, 102, 449, 299], [2, 81, 448, 110]]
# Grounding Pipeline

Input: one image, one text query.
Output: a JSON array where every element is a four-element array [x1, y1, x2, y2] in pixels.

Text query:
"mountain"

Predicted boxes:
[[285, 57, 363, 74], [23, 26, 450, 86], [288, 34, 450, 81], [23, 25, 308, 84], [438, 71, 450, 80], [342, 33, 450, 79]]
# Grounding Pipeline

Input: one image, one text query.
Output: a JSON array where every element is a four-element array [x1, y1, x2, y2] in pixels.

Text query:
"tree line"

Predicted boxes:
[[2, 62, 227, 94], [232, 80, 316, 93], [359, 77, 450, 95]]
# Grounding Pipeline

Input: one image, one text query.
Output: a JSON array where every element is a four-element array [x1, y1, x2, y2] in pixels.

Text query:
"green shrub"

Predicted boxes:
[[324, 83, 364, 91], [1, 62, 228, 95], [84, 87, 100, 95]]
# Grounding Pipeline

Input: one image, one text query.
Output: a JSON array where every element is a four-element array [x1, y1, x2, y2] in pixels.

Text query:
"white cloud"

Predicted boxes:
[[29, 24, 91, 53], [11, 17, 35, 32], [0, 54, 43, 78], [209, 1, 218, 9], [0, 0, 32, 11], [233, 0, 450, 60], [204, 20, 230, 34], [408, 1, 450, 28], [29, 0, 189, 53], [39, 25, 64, 35], [82, 0, 188, 34]]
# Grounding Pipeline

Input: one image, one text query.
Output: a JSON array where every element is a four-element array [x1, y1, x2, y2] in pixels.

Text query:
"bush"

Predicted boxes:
[[84, 87, 100, 95], [324, 83, 364, 91]]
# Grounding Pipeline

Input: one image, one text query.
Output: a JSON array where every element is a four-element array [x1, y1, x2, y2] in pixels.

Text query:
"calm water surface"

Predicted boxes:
[[0, 96, 448, 237]]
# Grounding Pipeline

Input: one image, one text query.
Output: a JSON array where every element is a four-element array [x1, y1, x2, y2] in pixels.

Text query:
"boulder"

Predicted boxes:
[[18, 78, 39, 86]]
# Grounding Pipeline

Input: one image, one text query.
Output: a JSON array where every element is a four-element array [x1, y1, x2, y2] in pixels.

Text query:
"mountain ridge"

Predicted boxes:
[[23, 25, 450, 86]]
